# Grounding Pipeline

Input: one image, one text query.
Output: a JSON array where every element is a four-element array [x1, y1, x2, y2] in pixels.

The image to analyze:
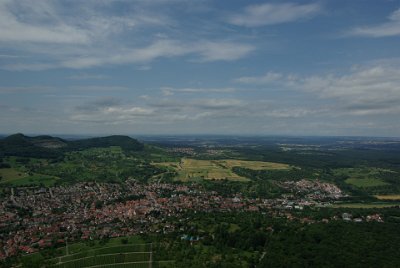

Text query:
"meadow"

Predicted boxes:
[[0, 167, 59, 187], [345, 178, 389, 188], [155, 158, 291, 182], [375, 195, 400, 200], [334, 167, 393, 188], [49, 245, 175, 268]]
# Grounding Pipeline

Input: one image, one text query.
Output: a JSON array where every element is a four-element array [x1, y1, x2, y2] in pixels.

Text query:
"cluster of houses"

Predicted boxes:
[[166, 147, 197, 156], [165, 147, 224, 156], [342, 213, 384, 223], [280, 179, 345, 200], [0, 179, 383, 260]]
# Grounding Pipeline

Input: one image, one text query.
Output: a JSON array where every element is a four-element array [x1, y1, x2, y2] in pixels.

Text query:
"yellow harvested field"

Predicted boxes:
[[218, 159, 291, 170], [375, 195, 400, 200], [154, 158, 291, 181]]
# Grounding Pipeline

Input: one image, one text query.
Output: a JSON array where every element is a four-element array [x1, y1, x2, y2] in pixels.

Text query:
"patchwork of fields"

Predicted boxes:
[[335, 167, 394, 188], [0, 168, 59, 187], [155, 158, 291, 181]]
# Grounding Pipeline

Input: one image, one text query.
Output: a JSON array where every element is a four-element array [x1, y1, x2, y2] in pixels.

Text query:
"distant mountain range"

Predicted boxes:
[[0, 133, 143, 158]]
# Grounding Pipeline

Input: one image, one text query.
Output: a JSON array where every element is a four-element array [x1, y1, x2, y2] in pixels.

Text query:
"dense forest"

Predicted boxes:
[[0, 134, 143, 159], [150, 210, 400, 267]]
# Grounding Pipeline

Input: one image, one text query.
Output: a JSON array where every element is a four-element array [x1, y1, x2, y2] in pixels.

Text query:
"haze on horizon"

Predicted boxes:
[[0, 0, 399, 137]]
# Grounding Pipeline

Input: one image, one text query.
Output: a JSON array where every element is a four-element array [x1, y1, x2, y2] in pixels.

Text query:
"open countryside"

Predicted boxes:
[[334, 167, 393, 188], [155, 158, 291, 181], [1, 134, 400, 267]]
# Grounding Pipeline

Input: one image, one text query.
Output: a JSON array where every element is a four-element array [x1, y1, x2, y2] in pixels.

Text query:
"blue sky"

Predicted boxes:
[[0, 0, 400, 136]]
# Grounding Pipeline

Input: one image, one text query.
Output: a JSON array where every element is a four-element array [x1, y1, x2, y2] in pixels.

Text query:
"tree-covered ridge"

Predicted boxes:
[[67, 135, 144, 152], [0, 134, 144, 159], [0, 134, 64, 159]]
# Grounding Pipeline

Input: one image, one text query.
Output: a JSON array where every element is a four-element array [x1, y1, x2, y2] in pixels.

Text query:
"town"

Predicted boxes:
[[0, 179, 383, 260]]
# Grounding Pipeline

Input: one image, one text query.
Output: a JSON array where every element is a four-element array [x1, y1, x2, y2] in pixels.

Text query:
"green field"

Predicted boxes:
[[375, 195, 400, 200], [155, 158, 291, 182], [345, 178, 389, 188], [218, 159, 291, 170], [48, 245, 152, 268], [332, 202, 400, 208], [20, 236, 173, 268], [0, 168, 59, 186], [0, 168, 27, 180], [335, 167, 393, 188]]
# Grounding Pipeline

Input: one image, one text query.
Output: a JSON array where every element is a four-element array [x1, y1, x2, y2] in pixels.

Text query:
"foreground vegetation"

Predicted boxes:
[[12, 209, 400, 268]]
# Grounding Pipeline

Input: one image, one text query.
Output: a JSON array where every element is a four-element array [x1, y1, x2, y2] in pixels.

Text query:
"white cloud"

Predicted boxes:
[[348, 8, 400, 37], [1, 63, 57, 71], [235, 72, 284, 84], [0, 86, 52, 94], [0, 0, 255, 70], [195, 98, 244, 109], [28, 39, 254, 69], [0, 85, 129, 95], [69, 74, 109, 80], [161, 87, 235, 96], [195, 41, 254, 61], [227, 2, 320, 27], [59, 40, 188, 69], [264, 108, 316, 118], [0, 0, 91, 44], [72, 100, 155, 123], [236, 64, 400, 116]]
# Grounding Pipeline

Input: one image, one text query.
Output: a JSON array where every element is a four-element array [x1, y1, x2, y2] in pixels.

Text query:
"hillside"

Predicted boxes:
[[0, 134, 144, 158], [68, 135, 144, 151], [0, 134, 64, 158]]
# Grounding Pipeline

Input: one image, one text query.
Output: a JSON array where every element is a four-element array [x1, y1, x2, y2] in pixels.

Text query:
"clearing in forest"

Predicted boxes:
[[345, 178, 389, 188], [155, 158, 291, 181], [335, 167, 393, 188]]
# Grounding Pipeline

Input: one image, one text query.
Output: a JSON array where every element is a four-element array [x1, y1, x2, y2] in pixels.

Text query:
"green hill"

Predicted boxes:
[[0, 134, 144, 158], [0, 134, 64, 158], [68, 135, 144, 151]]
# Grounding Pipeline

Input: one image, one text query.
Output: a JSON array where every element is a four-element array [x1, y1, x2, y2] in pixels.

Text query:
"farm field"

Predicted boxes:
[[0, 168, 59, 187], [155, 158, 291, 181], [334, 167, 393, 188], [0, 168, 28, 181], [375, 195, 400, 200], [345, 178, 389, 188], [218, 159, 291, 170], [332, 202, 400, 208]]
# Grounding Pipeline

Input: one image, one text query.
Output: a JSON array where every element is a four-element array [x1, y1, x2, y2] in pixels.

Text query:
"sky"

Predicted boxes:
[[0, 0, 400, 136]]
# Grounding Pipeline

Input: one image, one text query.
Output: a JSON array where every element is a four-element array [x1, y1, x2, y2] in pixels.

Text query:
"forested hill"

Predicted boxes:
[[67, 135, 144, 151], [0, 133, 144, 158]]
